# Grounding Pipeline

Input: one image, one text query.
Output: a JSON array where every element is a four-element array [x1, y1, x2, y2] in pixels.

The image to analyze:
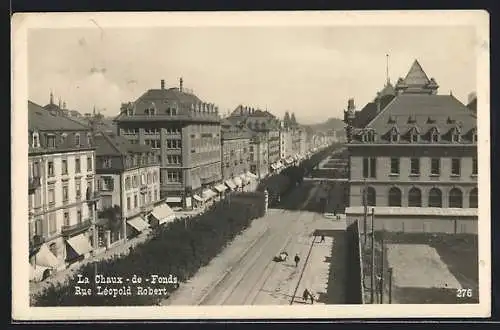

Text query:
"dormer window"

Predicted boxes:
[[127, 108, 133, 116], [451, 127, 461, 143], [171, 107, 177, 116], [75, 133, 81, 146], [411, 132, 419, 143], [32, 132, 40, 148], [145, 108, 155, 116], [389, 127, 399, 143], [60, 133, 67, 145], [409, 126, 420, 143], [87, 133, 93, 146], [430, 127, 440, 143], [472, 129, 478, 143], [47, 134, 56, 148]]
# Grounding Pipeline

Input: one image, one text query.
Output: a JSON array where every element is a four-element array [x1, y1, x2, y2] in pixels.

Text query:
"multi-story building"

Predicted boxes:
[[94, 130, 165, 243], [249, 133, 269, 179], [28, 101, 99, 280], [114, 79, 222, 209], [230, 105, 282, 173], [220, 120, 256, 191], [344, 59, 478, 234]]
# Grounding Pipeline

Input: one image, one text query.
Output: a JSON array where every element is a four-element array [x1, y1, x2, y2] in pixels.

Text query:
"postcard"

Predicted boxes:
[[11, 10, 490, 320]]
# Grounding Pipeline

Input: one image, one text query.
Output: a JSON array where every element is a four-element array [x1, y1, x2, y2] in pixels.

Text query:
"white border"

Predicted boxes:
[[11, 10, 490, 320]]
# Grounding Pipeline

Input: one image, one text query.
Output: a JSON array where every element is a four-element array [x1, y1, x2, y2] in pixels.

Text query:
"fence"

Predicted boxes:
[[345, 220, 364, 304]]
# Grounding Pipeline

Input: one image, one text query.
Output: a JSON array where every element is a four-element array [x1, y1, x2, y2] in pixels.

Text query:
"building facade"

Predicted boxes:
[[221, 120, 252, 180], [344, 60, 478, 234], [94, 131, 161, 243], [29, 101, 99, 279], [114, 79, 222, 209], [249, 133, 269, 179]]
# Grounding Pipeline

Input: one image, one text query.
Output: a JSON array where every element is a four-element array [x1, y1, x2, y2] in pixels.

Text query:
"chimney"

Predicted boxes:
[[179, 77, 183, 92], [347, 98, 355, 111], [161, 79, 165, 90], [50, 91, 54, 105]]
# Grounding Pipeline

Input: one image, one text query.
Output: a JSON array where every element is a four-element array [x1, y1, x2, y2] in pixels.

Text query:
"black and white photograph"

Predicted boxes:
[[11, 11, 490, 320]]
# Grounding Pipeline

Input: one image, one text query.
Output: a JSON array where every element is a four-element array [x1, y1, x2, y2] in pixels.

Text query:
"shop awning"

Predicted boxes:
[[127, 216, 150, 232], [32, 244, 59, 268], [151, 203, 176, 225], [246, 171, 258, 179], [166, 196, 182, 203], [214, 184, 227, 193], [232, 176, 243, 187], [66, 234, 93, 257], [225, 179, 237, 190], [202, 189, 217, 200], [193, 194, 205, 202]]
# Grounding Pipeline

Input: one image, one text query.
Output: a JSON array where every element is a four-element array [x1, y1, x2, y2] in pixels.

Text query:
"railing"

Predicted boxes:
[[61, 218, 92, 237], [28, 176, 41, 193]]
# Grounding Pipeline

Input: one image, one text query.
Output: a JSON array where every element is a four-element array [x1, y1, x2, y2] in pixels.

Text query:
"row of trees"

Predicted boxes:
[[32, 196, 265, 306]]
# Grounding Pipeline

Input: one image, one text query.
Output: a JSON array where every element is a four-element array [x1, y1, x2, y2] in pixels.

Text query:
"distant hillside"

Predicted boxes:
[[304, 117, 345, 134]]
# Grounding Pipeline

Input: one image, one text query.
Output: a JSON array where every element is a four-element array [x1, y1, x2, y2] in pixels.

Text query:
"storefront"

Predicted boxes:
[[166, 196, 183, 209]]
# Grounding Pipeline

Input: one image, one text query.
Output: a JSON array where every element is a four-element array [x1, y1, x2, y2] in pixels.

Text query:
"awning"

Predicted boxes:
[[66, 234, 93, 257], [214, 184, 227, 193], [127, 216, 150, 232], [166, 196, 182, 203], [232, 176, 243, 187], [193, 194, 204, 202], [32, 244, 59, 268], [151, 203, 176, 225], [225, 179, 237, 190], [202, 189, 217, 200], [246, 171, 258, 179], [240, 173, 250, 184]]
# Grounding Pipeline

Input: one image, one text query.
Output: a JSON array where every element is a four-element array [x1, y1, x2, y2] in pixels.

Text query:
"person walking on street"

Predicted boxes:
[[294, 253, 300, 267], [320, 235, 325, 243], [309, 290, 315, 304], [302, 288, 309, 303]]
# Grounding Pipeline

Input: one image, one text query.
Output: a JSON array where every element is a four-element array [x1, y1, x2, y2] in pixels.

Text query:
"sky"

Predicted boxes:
[[28, 26, 477, 124]]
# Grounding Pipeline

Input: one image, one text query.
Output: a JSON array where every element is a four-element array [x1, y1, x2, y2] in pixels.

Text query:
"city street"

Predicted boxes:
[[164, 181, 347, 306]]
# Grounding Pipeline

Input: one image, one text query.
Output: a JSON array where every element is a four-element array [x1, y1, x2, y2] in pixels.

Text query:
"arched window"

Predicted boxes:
[[428, 188, 442, 207], [408, 187, 422, 207], [388, 187, 402, 207], [389, 127, 399, 143], [365, 187, 376, 206], [449, 188, 463, 208], [32, 132, 40, 148], [75, 133, 81, 146], [451, 127, 461, 143], [429, 127, 440, 143], [87, 133, 92, 146], [469, 188, 478, 208]]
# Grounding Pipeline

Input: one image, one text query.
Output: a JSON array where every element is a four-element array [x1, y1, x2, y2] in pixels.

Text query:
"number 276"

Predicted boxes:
[[456, 288, 473, 298]]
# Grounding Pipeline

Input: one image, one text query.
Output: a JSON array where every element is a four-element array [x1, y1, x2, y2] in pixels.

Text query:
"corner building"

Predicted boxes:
[[114, 79, 222, 209], [344, 60, 478, 234]]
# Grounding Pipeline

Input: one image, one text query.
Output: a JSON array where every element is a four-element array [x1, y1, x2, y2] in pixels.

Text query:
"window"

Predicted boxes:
[[75, 158, 81, 173], [449, 188, 463, 208], [125, 177, 131, 189], [47, 135, 56, 148], [35, 218, 43, 236], [62, 185, 69, 202], [75, 133, 81, 146], [48, 213, 56, 234], [390, 158, 400, 175], [102, 158, 112, 168], [472, 131, 478, 143], [148, 191, 152, 203], [410, 131, 419, 143], [64, 211, 70, 226], [167, 170, 181, 183], [87, 156, 93, 171], [390, 128, 399, 142], [75, 180, 81, 200], [87, 133, 93, 146], [430, 158, 440, 176], [48, 187, 55, 205], [410, 158, 420, 175], [134, 194, 138, 208], [154, 189, 158, 201], [48, 161, 55, 177], [469, 188, 478, 208], [364, 187, 376, 206], [127, 197, 131, 210], [428, 188, 442, 207], [408, 187, 422, 207], [451, 158, 461, 176], [388, 187, 402, 207], [32, 132, 40, 148], [62, 159, 68, 175], [362, 157, 376, 178], [431, 131, 439, 143], [472, 157, 478, 175], [166, 139, 181, 149], [77, 209, 82, 223], [452, 130, 461, 143]]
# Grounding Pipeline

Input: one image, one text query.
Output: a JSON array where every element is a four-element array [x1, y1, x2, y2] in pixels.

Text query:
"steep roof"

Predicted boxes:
[[29, 101, 89, 131], [403, 60, 430, 86], [353, 94, 396, 128], [94, 131, 153, 157], [361, 94, 477, 143]]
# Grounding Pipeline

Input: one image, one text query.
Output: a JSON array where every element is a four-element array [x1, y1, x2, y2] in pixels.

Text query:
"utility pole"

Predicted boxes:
[[380, 232, 385, 304], [363, 179, 368, 245], [370, 207, 375, 304]]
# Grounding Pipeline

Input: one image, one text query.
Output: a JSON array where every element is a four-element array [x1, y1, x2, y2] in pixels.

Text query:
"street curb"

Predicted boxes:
[[195, 226, 271, 305]]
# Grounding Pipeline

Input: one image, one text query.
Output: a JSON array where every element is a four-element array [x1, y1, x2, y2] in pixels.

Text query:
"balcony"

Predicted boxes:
[[28, 176, 41, 194], [61, 218, 92, 237]]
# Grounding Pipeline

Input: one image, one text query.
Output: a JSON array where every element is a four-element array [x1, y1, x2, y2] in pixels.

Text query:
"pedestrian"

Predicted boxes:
[[302, 288, 309, 303], [320, 235, 325, 243], [294, 254, 300, 267], [309, 290, 314, 304]]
